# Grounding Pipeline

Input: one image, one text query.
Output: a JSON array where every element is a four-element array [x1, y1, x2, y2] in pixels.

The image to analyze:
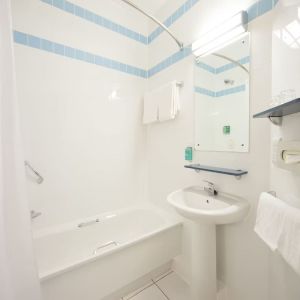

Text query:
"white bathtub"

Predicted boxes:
[[34, 205, 182, 300]]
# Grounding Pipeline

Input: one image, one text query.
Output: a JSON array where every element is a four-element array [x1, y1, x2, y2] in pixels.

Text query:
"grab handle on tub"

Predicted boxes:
[[78, 218, 100, 228], [93, 241, 119, 255]]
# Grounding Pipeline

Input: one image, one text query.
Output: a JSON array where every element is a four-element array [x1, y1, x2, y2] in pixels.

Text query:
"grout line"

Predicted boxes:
[[152, 280, 170, 300], [123, 282, 155, 300], [153, 270, 173, 283]]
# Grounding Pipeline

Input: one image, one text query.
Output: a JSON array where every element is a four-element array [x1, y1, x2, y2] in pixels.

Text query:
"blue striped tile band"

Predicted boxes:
[[194, 86, 215, 97], [40, 0, 278, 46], [148, 46, 192, 77], [196, 56, 250, 74], [148, 0, 200, 43], [17, 0, 278, 79], [40, 0, 148, 45], [13, 31, 147, 78], [194, 84, 246, 97], [149, 0, 278, 44], [12, 29, 249, 80]]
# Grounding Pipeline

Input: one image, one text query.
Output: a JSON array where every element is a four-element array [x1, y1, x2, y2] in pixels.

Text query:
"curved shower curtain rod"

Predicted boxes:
[[120, 0, 184, 50], [212, 53, 249, 74], [197, 53, 249, 74]]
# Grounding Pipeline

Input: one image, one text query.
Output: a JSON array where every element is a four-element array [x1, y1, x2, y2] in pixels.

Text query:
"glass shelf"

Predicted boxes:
[[253, 98, 300, 125], [184, 164, 248, 179]]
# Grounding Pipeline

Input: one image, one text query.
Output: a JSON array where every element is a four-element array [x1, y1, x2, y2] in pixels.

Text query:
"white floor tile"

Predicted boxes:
[[153, 269, 173, 283], [156, 272, 191, 300], [122, 282, 154, 300], [129, 285, 167, 300]]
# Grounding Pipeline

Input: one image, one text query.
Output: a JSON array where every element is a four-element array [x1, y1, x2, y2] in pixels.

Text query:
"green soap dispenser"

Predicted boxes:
[[185, 146, 193, 161]]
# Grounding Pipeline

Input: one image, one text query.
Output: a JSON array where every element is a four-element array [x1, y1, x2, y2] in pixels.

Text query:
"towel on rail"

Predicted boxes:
[[143, 81, 180, 124], [143, 90, 159, 124], [254, 192, 287, 251], [278, 205, 300, 275], [158, 81, 180, 122]]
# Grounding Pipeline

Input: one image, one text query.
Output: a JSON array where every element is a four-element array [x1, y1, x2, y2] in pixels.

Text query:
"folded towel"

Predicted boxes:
[[158, 81, 180, 122], [143, 91, 159, 124], [254, 192, 287, 251], [282, 150, 300, 165], [143, 81, 181, 124], [278, 205, 300, 275]]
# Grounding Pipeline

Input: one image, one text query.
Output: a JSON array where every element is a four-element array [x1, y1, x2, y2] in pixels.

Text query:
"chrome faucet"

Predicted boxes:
[[31, 210, 42, 220], [203, 180, 218, 196]]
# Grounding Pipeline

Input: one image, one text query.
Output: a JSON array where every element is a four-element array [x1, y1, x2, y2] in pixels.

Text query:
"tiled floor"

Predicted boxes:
[[121, 270, 190, 300]]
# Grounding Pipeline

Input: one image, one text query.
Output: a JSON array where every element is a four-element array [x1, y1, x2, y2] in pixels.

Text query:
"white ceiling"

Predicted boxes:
[[132, 0, 169, 14]]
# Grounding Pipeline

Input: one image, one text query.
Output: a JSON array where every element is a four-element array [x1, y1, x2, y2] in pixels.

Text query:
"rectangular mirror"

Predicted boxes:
[[194, 34, 250, 152]]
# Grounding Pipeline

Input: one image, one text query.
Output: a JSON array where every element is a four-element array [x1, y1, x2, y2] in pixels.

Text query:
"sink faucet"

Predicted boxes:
[[203, 180, 218, 196]]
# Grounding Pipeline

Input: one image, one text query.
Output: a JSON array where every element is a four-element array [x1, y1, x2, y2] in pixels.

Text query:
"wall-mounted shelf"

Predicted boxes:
[[253, 98, 300, 125], [184, 164, 248, 179]]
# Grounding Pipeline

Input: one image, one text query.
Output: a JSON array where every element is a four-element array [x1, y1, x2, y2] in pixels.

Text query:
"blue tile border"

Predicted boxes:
[[40, 0, 148, 45], [13, 30, 147, 78], [12, 29, 249, 80], [196, 56, 250, 74], [149, 0, 277, 44], [148, 46, 192, 77], [13, 30, 193, 78], [194, 84, 246, 97], [40, 0, 277, 48], [194, 86, 215, 97], [148, 0, 200, 43], [16, 0, 278, 80]]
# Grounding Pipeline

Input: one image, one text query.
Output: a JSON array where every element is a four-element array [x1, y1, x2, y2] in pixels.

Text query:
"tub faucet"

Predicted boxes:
[[203, 180, 218, 196], [31, 210, 42, 220]]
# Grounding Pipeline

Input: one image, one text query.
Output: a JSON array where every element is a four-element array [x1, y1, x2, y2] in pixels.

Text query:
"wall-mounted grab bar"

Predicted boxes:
[[93, 241, 119, 255], [24, 161, 44, 184]]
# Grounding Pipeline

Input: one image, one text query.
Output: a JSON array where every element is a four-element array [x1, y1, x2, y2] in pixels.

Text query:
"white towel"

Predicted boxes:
[[282, 150, 300, 165], [278, 205, 300, 275], [254, 192, 287, 251], [143, 91, 158, 124], [143, 81, 181, 124], [158, 81, 180, 122]]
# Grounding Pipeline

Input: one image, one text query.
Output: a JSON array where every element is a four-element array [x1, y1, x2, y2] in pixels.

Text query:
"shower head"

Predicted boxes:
[[224, 79, 235, 85]]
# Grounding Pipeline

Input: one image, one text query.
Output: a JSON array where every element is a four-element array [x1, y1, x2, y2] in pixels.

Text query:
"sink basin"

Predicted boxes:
[[167, 186, 250, 224]]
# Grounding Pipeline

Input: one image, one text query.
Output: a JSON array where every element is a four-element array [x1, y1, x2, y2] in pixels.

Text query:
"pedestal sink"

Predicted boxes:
[[167, 185, 250, 300]]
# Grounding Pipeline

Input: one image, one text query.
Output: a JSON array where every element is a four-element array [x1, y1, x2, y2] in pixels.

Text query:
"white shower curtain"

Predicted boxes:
[[0, 0, 41, 299]]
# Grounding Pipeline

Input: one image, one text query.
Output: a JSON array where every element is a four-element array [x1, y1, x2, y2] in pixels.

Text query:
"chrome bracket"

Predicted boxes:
[[268, 116, 282, 126]]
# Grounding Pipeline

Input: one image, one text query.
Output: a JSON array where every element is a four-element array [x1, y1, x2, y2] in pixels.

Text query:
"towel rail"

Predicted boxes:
[[24, 161, 44, 184], [176, 81, 184, 87]]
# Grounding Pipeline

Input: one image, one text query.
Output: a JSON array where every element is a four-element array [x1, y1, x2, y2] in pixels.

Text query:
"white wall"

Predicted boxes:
[[11, 0, 148, 229], [146, 1, 280, 300], [11, 0, 300, 299], [269, 2, 300, 299]]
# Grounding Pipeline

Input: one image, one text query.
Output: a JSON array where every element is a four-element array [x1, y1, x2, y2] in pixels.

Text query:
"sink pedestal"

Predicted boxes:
[[191, 223, 216, 300], [167, 186, 250, 300]]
